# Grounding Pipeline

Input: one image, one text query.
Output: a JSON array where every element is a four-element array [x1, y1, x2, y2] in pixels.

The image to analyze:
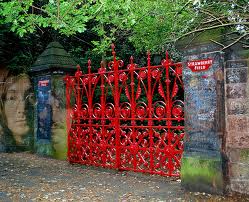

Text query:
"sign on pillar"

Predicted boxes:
[[187, 59, 213, 72]]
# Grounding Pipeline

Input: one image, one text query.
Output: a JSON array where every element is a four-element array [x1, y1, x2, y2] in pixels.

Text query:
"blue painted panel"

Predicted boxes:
[[37, 76, 51, 140]]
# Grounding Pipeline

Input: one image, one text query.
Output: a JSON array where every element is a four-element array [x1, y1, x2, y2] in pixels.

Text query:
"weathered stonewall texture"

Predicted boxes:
[[178, 29, 249, 195], [225, 57, 249, 194], [181, 43, 225, 194]]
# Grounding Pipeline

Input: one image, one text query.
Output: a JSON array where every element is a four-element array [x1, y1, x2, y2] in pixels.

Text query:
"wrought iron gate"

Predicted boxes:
[[65, 45, 184, 177]]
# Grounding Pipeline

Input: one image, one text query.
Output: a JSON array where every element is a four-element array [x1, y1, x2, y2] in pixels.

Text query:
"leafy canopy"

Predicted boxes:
[[0, 0, 248, 53]]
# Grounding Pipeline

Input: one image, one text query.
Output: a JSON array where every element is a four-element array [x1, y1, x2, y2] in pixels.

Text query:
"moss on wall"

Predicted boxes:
[[181, 156, 224, 194], [239, 149, 249, 162], [35, 142, 54, 156], [52, 122, 67, 160], [51, 75, 67, 160]]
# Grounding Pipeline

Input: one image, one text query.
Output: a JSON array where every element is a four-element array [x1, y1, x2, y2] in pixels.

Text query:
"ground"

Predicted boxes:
[[0, 152, 248, 202]]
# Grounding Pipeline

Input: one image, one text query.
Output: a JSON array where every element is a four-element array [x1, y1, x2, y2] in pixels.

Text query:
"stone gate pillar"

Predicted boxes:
[[30, 41, 76, 159], [224, 43, 249, 194], [179, 42, 226, 194], [178, 29, 249, 195]]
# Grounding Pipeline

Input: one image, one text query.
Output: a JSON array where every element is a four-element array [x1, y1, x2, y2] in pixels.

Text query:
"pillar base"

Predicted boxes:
[[181, 154, 224, 194], [35, 139, 54, 156]]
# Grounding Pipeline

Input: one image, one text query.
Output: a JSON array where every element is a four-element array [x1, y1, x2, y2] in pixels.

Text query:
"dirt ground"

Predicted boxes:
[[0, 152, 248, 202]]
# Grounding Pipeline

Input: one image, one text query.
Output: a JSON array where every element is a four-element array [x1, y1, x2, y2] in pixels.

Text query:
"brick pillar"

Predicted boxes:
[[225, 45, 249, 194]]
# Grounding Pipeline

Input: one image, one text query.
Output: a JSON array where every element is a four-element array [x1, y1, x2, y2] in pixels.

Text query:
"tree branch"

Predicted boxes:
[[22, 4, 44, 34], [210, 39, 225, 47], [200, 9, 225, 25], [174, 0, 192, 18], [73, 35, 93, 47], [31, 5, 51, 16], [60, 0, 83, 19], [31, 5, 66, 26], [177, 22, 249, 41], [221, 33, 248, 50], [202, 16, 227, 25]]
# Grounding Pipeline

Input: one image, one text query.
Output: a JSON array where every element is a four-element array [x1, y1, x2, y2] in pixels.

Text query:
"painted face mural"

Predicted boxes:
[[3, 75, 31, 145]]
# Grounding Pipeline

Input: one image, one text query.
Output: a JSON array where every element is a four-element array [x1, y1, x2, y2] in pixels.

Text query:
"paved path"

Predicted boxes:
[[0, 152, 248, 202]]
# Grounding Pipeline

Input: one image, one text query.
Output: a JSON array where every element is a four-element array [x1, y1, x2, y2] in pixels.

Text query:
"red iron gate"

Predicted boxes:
[[65, 45, 184, 177]]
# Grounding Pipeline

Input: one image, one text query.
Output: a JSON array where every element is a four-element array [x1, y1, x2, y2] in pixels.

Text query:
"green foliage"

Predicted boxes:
[[129, 1, 196, 52], [0, 0, 91, 36], [0, 0, 248, 67]]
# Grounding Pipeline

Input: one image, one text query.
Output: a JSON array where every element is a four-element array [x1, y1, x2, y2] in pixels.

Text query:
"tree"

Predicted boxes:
[[177, 0, 249, 50], [0, 0, 134, 54], [0, 0, 248, 55], [0, 24, 48, 74]]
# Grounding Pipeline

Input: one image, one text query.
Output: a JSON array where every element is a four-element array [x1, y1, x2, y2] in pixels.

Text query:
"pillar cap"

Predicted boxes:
[[30, 41, 77, 74]]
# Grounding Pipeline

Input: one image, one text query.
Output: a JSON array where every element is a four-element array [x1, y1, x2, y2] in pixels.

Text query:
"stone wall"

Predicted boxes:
[[34, 74, 67, 160], [51, 75, 67, 159], [179, 36, 249, 195], [180, 43, 225, 194], [225, 57, 249, 194]]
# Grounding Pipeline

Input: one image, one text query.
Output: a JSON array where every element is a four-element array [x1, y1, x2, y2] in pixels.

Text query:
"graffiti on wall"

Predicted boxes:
[[183, 53, 224, 155]]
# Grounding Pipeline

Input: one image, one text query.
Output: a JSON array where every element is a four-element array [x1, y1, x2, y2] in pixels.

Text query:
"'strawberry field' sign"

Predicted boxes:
[[187, 59, 213, 72]]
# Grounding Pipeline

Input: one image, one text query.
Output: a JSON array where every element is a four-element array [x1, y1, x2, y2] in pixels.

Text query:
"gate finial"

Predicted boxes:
[[130, 56, 134, 64], [88, 59, 91, 74], [111, 43, 116, 62], [147, 50, 151, 66], [75, 64, 82, 77], [100, 60, 104, 68], [165, 51, 172, 65], [77, 64, 81, 71]]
